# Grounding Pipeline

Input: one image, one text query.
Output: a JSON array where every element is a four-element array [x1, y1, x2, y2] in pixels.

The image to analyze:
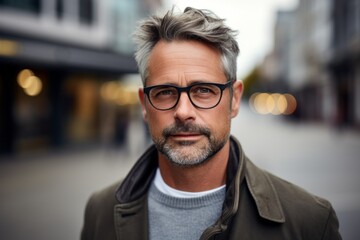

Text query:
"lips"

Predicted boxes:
[[170, 132, 202, 141], [162, 123, 211, 139]]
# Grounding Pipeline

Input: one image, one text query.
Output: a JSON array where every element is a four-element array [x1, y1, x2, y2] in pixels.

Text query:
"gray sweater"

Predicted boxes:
[[148, 183, 226, 240]]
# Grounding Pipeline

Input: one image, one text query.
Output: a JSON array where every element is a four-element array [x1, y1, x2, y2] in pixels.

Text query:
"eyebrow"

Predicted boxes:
[[149, 80, 220, 87]]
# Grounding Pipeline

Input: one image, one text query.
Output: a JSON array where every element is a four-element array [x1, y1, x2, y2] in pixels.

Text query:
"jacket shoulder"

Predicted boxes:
[[267, 172, 341, 239], [90, 180, 122, 206], [246, 158, 333, 213], [266, 171, 332, 215], [245, 159, 341, 239]]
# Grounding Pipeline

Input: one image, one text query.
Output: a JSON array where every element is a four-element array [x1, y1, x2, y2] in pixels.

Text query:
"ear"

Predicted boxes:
[[138, 88, 148, 122], [231, 80, 243, 118]]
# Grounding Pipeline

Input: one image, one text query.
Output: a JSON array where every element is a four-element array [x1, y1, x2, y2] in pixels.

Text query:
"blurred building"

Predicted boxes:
[[0, 0, 162, 156], [329, 0, 360, 128], [260, 10, 295, 93], [260, 0, 360, 128]]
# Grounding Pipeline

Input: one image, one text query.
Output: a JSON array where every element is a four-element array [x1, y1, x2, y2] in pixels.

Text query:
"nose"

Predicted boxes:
[[173, 92, 196, 122]]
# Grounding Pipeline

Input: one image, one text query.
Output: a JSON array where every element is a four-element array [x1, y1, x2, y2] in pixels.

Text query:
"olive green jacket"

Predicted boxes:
[[81, 136, 341, 240]]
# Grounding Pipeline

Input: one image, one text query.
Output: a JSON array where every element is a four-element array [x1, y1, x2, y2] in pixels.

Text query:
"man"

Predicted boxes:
[[81, 7, 341, 240]]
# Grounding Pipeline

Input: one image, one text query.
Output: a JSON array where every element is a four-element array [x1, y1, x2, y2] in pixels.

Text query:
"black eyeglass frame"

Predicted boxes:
[[143, 80, 234, 111]]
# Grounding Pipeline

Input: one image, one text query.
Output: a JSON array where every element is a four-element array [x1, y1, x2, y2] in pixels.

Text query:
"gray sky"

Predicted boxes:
[[165, 0, 298, 79]]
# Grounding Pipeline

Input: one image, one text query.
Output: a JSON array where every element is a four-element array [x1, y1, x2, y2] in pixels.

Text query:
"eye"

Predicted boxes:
[[197, 87, 211, 93], [191, 85, 218, 95], [158, 89, 173, 95], [151, 87, 177, 98]]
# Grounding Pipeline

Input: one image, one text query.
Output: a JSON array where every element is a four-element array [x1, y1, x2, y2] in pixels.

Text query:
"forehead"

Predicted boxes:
[[147, 40, 225, 85]]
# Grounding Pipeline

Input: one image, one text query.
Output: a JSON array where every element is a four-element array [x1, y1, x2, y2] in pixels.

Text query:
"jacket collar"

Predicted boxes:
[[229, 137, 285, 223], [115, 136, 285, 223], [115, 146, 158, 203], [244, 156, 285, 223]]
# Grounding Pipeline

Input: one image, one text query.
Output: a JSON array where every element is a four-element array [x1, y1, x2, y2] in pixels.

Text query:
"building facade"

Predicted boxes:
[[261, 0, 359, 128], [0, 0, 162, 156], [329, 0, 360, 127]]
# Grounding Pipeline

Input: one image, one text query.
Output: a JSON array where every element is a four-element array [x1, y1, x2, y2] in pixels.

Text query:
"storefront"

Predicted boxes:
[[0, 36, 139, 155]]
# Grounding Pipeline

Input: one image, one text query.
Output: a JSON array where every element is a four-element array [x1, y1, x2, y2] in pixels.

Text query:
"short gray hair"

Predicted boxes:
[[133, 7, 239, 85]]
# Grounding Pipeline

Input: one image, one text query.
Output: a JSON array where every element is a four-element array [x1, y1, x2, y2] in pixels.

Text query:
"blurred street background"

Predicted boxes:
[[0, 0, 359, 239]]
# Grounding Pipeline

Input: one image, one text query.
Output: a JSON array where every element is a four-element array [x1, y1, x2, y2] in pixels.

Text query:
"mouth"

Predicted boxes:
[[170, 132, 203, 141]]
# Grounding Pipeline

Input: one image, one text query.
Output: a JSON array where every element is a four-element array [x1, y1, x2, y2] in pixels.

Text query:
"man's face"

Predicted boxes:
[[139, 40, 242, 167]]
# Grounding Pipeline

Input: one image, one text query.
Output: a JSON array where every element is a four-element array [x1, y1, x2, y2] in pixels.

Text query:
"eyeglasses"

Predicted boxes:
[[143, 81, 234, 111]]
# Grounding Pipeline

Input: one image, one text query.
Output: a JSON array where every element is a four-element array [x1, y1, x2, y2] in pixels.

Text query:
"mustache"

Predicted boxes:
[[162, 123, 211, 138]]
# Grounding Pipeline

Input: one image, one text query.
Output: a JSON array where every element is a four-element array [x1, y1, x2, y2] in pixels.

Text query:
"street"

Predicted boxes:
[[0, 103, 359, 240]]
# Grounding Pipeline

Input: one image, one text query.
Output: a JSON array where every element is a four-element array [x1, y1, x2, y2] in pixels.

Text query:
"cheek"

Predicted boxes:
[[206, 107, 232, 136], [217, 117, 231, 136], [146, 109, 169, 136], [219, 104, 233, 132]]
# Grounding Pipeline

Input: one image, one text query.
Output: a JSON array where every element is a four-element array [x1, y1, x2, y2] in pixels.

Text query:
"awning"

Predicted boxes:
[[0, 35, 138, 74]]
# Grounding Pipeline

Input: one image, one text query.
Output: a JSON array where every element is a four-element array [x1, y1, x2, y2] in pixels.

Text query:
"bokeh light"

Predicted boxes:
[[17, 69, 34, 88], [101, 81, 139, 106], [283, 93, 297, 115], [249, 92, 297, 116], [17, 69, 42, 96]]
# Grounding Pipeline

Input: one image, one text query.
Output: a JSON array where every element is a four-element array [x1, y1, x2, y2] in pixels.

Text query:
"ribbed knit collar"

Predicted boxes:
[[149, 182, 226, 209]]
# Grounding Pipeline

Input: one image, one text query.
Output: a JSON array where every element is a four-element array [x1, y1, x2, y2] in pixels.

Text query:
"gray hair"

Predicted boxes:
[[133, 7, 239, 85]]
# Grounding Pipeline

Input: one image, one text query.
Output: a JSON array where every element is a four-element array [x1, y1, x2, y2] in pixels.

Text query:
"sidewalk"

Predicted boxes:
[[0, 146, 140, 240]]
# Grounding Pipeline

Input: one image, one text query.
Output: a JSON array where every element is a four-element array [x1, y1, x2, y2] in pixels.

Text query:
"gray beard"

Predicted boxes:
[[152, 123, 228, 167]]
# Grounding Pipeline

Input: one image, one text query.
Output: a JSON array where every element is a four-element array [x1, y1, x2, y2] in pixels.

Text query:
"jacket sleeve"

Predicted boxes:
[[321, 206, 342, 240]]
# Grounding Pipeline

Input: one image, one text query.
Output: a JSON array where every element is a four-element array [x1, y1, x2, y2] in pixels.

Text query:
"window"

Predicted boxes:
[[0, 0, 41, 14], [79, 0, 93, 25], [55, 0, 63, 19]]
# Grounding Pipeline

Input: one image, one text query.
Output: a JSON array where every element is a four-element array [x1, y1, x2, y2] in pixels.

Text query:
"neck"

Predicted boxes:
[[158, 140, 230, 192]]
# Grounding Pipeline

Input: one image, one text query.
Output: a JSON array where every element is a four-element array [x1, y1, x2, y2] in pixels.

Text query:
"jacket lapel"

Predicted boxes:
[[245, 159, 285, 223], [114, 195, 149, 240]]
